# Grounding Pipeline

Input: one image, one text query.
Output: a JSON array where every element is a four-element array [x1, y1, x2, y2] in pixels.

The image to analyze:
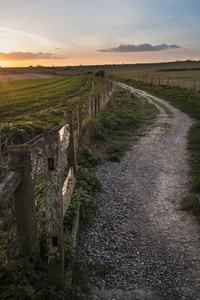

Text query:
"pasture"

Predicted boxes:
[[0, 74, 107, 145], [76, 60, 200, 91]]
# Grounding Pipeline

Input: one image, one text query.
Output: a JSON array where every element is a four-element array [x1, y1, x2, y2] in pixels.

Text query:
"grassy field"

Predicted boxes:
[[0, 74, 107, 146], [0, 66, 85, 76], [76, 61, 200, 91], [1, 61, 200, 90]]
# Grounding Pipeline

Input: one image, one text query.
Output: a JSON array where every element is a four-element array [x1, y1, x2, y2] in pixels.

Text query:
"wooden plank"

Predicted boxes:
[[65, 204, 80, 289], [0, 171, 22, 205], [77, 105, 83, 147], [8, 144, 40, 261], [62, 167, 76, 217], [43, 131, 64, 288]]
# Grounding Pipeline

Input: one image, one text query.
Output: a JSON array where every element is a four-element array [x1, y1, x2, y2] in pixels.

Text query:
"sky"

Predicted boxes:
[[0, 0, 199, 67]]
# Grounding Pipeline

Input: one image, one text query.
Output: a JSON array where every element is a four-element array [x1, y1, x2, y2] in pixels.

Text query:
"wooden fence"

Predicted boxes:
[[110, 73, 199, 91], [0, 79, 114, 288]]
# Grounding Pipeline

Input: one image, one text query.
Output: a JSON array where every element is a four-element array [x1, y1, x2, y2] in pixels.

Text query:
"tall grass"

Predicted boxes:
[[88, 88, 159, 162]]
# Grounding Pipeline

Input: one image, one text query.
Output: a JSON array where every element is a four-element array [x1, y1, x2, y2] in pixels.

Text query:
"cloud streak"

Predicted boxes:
[[96, 43, 181, 53], [0, 51, 65, 61]]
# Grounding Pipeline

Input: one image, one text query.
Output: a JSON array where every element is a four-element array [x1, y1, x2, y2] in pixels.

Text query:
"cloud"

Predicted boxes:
[[0, 51, 65, 61], [96, 43, 181, 53]]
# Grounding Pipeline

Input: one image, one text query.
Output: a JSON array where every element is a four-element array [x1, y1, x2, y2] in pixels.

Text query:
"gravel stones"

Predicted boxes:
[[77, 84, 200, 300]]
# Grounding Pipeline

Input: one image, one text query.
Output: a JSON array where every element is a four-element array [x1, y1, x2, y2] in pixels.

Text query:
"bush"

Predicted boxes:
[[76, 146, 102, 169]]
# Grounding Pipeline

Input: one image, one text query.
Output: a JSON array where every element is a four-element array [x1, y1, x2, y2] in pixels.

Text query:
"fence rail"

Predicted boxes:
[[0, 78, 114, 288]]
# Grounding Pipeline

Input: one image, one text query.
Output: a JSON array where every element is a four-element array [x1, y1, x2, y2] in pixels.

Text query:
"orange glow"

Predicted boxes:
[[0, 48, 198, 68]]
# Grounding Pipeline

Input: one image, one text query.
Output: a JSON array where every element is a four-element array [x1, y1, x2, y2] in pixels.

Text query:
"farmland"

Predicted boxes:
[[1, 60, 200, 146], [76, 60, 200, 91], [0, 74, 107, 145]]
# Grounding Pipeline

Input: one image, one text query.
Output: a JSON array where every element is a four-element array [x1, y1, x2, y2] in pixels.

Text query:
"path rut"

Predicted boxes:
[[78, 83, 200, 299]]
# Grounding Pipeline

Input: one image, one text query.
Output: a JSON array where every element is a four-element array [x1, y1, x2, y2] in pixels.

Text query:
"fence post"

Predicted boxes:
[[102, 90, 105, 103], [43, 132, 64, 288], [77, 105, 83, 147], [110, 80, 113, 92], [94, 96, 98, 115], [107, 86, 109, 97], [97, 94, 101, 113], [8, 144, 40, 262], [64, 111, 76, 176], [89, 97, 93, 117], [0, 123, 3, 177]]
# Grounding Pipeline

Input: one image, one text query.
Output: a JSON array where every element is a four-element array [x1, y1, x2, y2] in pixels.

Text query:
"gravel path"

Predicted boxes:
[[78, 83, 200, 300]]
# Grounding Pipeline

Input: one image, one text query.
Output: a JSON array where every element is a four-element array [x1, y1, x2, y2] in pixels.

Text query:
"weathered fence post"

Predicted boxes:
[[64, 110, 76, 176], [102, 90, 105, 103], [77, 105, 83, 146], [8, 144, 40, 261], [43, 132, 64, 288], [94, 96, 98, 115], [110, 80, 113, 92], [107, 86, 109, 97], [0, 123, 3, 177], [89, 97, 93, 117], [97, 94, 101, 112]]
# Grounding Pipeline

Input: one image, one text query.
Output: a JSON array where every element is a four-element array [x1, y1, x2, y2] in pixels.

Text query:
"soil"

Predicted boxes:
[[77, 83, 200, 299]]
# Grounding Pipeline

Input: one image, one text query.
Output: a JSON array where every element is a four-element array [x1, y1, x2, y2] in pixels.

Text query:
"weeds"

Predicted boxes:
[[76, 145, 102, 169], [91, 88, 159, 162]]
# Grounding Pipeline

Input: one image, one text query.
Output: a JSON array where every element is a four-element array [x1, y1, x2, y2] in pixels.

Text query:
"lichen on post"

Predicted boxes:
[[43, 132, 64, 288]]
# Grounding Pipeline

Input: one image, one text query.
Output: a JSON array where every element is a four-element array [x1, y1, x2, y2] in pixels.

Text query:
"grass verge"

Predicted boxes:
[[88, 88, 159, 162]]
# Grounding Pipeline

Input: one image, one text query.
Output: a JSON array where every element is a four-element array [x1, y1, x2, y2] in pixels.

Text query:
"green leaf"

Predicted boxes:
[[22, 285, 35, 298]]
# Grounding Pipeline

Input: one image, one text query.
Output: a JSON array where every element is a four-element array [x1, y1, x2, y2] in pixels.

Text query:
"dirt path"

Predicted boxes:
[[78, 83, 200, 299]]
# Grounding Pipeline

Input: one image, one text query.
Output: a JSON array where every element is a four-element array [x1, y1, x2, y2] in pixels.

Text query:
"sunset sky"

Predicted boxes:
[[0, 0, 199, 67]]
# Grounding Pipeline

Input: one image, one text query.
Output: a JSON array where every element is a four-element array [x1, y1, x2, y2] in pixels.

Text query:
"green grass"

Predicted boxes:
[[0, 76, 91, 120], [0, 74, 108, 146], [88, 88, 159, 162]]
